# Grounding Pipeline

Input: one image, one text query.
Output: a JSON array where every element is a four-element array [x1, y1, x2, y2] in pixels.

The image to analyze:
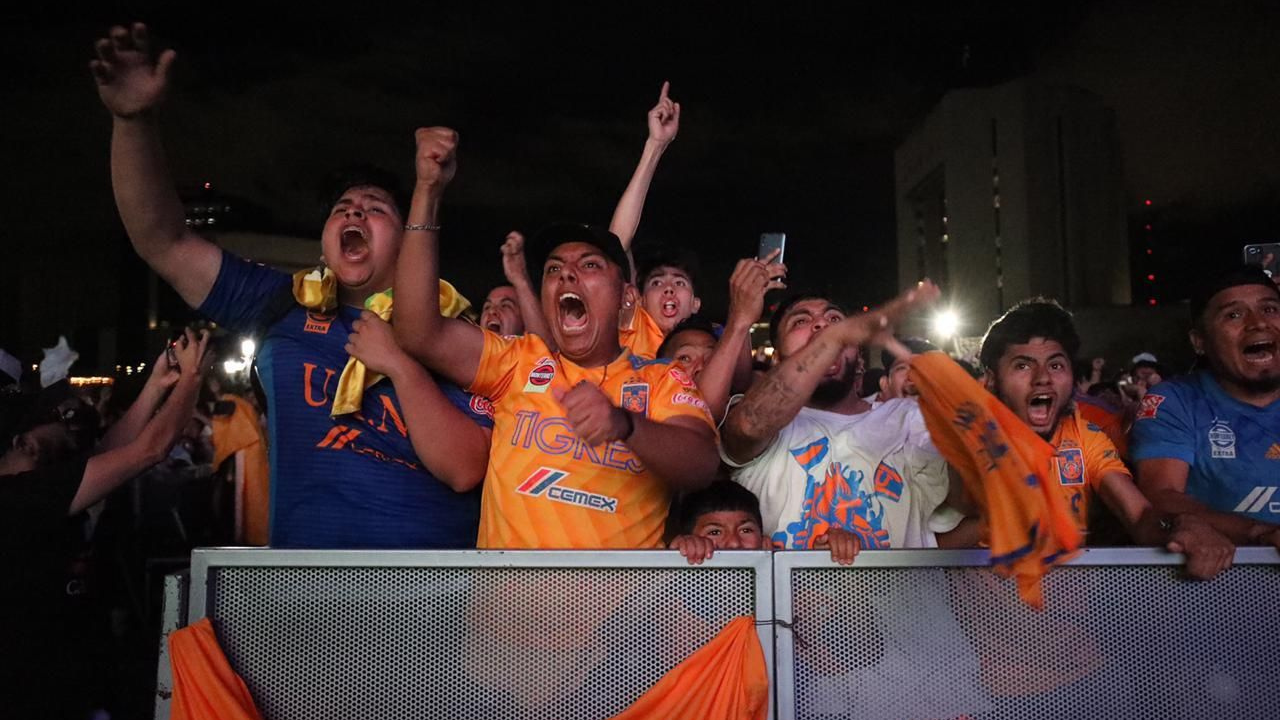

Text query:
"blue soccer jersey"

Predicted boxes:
[[199, 251, 492, 548], [1130, 371, 1280, 523]]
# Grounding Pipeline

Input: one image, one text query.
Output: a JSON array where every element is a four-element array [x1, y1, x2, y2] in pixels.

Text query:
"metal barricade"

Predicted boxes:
[[773, 548, 1280, 720], [182, 549, 775, 720]]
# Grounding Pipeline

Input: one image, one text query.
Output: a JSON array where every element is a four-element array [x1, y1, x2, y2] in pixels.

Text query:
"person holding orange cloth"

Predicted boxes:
[[909, 298, 1234, 603]]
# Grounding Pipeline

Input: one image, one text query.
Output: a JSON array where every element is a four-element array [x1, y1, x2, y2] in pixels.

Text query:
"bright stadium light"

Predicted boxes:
[[241, 338, 256, 358], [932, 310, 960, 339]]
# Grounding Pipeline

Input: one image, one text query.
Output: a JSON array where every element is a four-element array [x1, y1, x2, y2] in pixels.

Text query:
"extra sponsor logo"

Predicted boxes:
[[304, 312, 334, 335], [668, 367, 695, 388], [1234, 487, 1280, 514], [469, 395, 495, 420], [1208, 419, 1236, 459], [671, 392, 710, 414], [523, 357, 557, 393], [620, 382, 649, 414], [1056, 447, 1086, 486], [515, 467, 619, 513], [1136, 394, 1165, 421]]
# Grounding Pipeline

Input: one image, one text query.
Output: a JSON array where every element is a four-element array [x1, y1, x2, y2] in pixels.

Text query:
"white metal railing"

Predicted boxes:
[[157, 547, 1280, 720]]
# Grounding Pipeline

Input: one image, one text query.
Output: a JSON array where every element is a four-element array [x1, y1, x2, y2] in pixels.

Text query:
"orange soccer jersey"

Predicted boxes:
[[469, 331, 715, 549], [619, 306, 666, 360], [1048, 409, 1130, 533]]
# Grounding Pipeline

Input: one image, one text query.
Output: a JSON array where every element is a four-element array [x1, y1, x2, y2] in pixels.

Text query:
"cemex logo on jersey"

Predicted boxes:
[[1234, 487, 1280, 515], [516, 467, 619, 513], [523, 358, 557, 394]]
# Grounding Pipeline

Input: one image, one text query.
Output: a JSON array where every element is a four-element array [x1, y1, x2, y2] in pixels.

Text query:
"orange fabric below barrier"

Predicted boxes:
[[909, 352, 1081, 609], [609, 615, 769, 720], [169, 618, 263, 720]]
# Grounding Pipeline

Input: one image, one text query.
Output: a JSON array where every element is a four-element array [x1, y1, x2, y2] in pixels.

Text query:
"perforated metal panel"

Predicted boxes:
[[189, 550, 772, 720], [776, 549, 1280, 720]]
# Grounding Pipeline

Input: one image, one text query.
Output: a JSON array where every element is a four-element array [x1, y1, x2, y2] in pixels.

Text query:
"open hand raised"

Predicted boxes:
[[90, 23, 176, 119]]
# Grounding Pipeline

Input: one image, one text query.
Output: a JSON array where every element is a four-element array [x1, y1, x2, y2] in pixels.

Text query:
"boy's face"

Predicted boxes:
[[321, 185, 404, 297], [663, 328, 717, 381], [880, 356, 917, 400], [642, 265, 701, 334], [692, 510, 767, 549], [985, 337, 1074, 438]]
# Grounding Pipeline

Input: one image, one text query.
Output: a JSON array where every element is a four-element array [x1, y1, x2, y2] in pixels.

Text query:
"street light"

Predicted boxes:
[[932, 310, 960, 339]]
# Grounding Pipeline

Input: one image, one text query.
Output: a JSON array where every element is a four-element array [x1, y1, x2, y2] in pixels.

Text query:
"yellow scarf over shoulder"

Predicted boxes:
[[291, 267, 471, 417]]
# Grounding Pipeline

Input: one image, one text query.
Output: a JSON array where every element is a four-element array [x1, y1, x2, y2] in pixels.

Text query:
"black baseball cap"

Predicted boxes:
[[524, 223, 631, 289], [1189, 264, 1280, 324]]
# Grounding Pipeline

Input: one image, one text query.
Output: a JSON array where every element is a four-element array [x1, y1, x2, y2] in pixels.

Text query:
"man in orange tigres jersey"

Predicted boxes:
[[393, 128, 719, 548]]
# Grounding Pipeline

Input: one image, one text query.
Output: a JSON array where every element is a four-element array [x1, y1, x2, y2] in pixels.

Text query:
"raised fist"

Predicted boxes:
[[414, 126, 458, 194], [501, 231, 530, 286], [90, 23, 176, 119]]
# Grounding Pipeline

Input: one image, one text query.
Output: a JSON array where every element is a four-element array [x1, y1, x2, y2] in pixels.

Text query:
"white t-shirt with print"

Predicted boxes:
[[722, 398, 957, 550]]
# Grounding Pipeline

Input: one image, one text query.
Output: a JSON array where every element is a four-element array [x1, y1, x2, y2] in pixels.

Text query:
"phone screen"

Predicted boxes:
[[758, 232, 786, 263], [1243, 242, 1280, 278]]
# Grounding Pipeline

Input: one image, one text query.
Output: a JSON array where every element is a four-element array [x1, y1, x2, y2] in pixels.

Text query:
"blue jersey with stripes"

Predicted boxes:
[[1130, 371, 1280, 523], [199, 251, 491, 548]]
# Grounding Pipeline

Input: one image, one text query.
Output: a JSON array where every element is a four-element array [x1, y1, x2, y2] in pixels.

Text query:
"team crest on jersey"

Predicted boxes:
[[1209, 419, 1236, 459], [1267, 443, 1280, 461], [620, 382, 649, 414], [523, 357, 557, 393], [668, 367, 695, 388], [1055, 447, 1085, 486], [469, 395, 495, 419], [1136, 394, 1164, 421], [304, 312, 334, 334], [516, 467, 618, 513]]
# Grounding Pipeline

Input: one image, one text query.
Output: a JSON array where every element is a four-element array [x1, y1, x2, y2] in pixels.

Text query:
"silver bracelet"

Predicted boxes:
[[404, 223, 442, 232]]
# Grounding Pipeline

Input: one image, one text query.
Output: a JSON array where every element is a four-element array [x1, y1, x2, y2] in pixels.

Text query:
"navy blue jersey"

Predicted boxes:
[[1130, 371, 1280, 523], [199, 251, 492, 548]]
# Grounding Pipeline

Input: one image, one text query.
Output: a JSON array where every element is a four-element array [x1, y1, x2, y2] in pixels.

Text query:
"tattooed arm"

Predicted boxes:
[[721, 283, 938, 464]]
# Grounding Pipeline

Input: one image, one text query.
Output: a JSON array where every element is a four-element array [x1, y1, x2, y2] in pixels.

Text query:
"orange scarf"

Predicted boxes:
[[909, 352, 1081, 608], [291, 268, 471, 416]]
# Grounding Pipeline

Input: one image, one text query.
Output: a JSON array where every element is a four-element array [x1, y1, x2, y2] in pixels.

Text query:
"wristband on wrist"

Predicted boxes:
[[404, 223, 442, 232]]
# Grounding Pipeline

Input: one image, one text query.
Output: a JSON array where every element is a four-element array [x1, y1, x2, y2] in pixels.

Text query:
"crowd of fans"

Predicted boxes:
[[3, 21, 1279, 717]]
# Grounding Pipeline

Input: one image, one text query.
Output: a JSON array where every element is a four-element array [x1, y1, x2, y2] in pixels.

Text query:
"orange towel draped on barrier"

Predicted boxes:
[[609, 615, 769, 720], [169, 618, 263, 720], [909, 352, 1081, 609]]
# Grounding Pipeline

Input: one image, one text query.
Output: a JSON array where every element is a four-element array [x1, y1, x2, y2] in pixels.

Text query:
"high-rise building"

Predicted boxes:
[[896, 80, 1130, 324]]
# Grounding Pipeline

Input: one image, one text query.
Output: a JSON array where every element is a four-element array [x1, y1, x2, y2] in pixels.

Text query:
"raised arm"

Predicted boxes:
[[98, 343, 181, 452], [722, 283, 939, 464], [91, 23, 222, 308], [697, 253, 786, 422], [69, 330, 209, 514], [500, 231, 555, 345], [346, 311, 490, 491], [609, 81, 680, 254], [392, 127, 485, 389]]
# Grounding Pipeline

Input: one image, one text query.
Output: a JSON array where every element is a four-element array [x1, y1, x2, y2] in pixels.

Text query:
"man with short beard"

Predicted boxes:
[[720, 289, 966, 556], [1133, 265, 1280, 550]]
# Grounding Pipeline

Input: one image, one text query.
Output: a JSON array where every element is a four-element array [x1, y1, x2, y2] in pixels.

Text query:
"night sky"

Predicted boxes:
[[4, 1, 1279, 367]]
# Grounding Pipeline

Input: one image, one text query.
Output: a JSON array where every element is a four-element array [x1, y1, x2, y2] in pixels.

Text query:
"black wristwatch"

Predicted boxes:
[[619, 409, 636, 441], [1158, 516, 1177, 535]]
